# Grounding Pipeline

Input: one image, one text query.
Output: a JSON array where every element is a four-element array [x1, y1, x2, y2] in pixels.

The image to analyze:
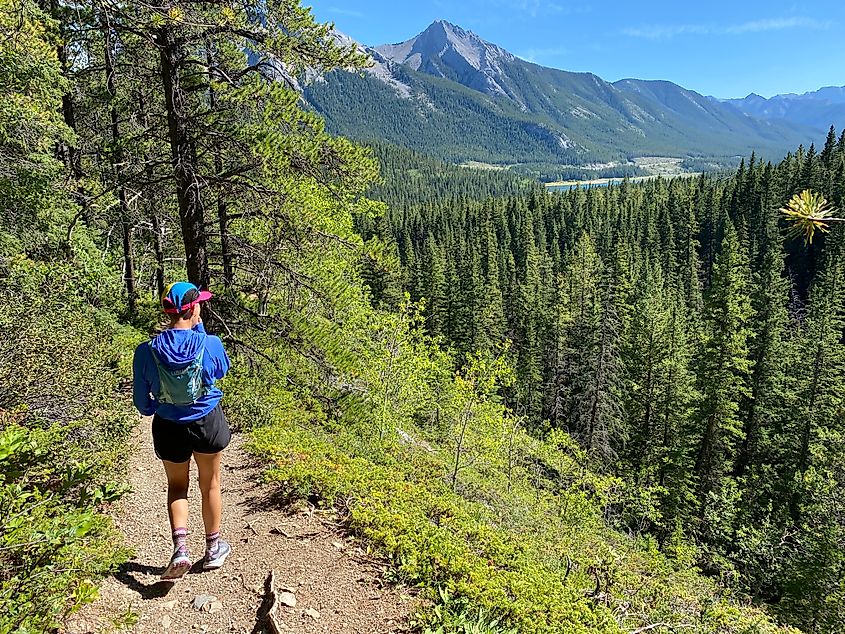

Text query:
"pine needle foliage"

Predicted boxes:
[[780, 189, 842, 244]]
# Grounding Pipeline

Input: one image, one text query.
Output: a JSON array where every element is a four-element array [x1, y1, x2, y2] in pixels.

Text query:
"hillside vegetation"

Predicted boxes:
[[0, 2, 836, 634], [358, 135, 845, 633], [0, 7, 143, 627]]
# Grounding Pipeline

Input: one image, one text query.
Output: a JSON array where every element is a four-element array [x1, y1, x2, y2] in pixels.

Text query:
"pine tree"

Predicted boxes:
[[362, 231, 404, 311], [97, 0, 369, 294], [623, 261, 678, 483], [733, 214, 789, 481], [579, 268, 625, 465], [656, 286, 697, 523], [422, 238, 448, 338], [476, 208, 506, 351], [561, 234, 624, 464], [776, 233, 845, 630], [820, 126, 838, 169], [692, 223, 753, 523], [789, 234, 845, 493], [800, 143, 823, 192], [544, 272, 573, 429], [513, 210, 544, 420]]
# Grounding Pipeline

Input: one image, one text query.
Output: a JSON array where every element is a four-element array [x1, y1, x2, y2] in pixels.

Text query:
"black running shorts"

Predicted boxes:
[[152, 404, 231, 463]]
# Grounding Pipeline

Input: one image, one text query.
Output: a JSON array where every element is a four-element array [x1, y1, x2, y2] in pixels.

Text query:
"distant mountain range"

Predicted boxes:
[[302, 20, 826, 169], [715, 87, 845, 133]]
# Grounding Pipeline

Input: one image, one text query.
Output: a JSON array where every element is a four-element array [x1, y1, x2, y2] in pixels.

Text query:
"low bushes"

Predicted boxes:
[[238, 380, 798, 634], [0, 257, 143, 632]]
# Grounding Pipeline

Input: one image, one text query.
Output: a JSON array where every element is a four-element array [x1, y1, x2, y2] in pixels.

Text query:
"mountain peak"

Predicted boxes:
[[377, 20, 515, 68], [375, 20, 521, 102], [430, 18, 457, 29], [425, 19, 473, 39]]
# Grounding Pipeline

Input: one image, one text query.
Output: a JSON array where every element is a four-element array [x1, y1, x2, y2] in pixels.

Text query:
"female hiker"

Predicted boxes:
[[132, 282, 232, 580]]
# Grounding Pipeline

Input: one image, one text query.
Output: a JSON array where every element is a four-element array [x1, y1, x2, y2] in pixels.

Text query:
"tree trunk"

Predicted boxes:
[[658, 303, 678, 487], [733, 327, 770, 478], [151, 212, 166, 298], [695, 412, 718, 485], [789, 344, 823, 522], [206, 46, 234, 289], [798, 347, 823, 476], [45, 0, 88, 244], [59, 50, 85, 206], [137, 93, 166, 299], [157, 26, 209, 290], [102, 14, 136, 314], [138, 92, 165, 298]]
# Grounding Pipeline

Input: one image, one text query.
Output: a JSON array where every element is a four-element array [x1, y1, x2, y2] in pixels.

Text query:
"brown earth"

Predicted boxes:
[[64, 421, 415, 634]]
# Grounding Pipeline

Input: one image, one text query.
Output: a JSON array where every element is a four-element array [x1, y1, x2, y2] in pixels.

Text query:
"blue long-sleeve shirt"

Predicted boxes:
[[133, 323, 230, 422]]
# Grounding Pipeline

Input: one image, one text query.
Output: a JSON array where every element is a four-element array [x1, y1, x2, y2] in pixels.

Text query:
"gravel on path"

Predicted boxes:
[[64, 420, 415, 634]]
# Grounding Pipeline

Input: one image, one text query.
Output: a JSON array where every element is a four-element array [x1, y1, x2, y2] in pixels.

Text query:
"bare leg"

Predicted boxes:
[[162, 460, 190, 531], [194, 451, 222, 536], [160, 459, 192, 579]]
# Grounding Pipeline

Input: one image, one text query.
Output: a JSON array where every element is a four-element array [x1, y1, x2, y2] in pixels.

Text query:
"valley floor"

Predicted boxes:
[[545, 170, 702, 189], [64, 422, 414, 634]]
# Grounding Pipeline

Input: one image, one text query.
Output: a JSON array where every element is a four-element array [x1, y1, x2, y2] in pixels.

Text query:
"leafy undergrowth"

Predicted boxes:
[[0, 257, 144, 632], [238, 389, 798, 634], [0, 421, 130, 633]]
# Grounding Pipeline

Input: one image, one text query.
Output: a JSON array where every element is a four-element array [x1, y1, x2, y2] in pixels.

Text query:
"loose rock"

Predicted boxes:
[[192, 594, 218, 611]]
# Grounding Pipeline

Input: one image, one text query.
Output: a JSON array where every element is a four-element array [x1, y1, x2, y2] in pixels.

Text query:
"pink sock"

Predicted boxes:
[[172, 527, 188, 552], [206, 531, 220, 552]]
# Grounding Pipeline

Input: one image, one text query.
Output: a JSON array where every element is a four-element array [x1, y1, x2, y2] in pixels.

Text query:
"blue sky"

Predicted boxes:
[[308, 0, 844, 98]]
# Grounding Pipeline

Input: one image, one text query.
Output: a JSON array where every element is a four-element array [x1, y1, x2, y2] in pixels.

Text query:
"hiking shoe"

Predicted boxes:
[[203, 539, 231, 570], [161, 548, 191, 581]]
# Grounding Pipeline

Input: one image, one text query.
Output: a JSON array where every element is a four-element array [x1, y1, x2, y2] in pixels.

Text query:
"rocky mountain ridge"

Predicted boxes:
[[301, 21, 822, 169]]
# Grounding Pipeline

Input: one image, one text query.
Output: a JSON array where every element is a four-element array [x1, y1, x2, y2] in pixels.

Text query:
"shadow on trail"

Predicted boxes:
[[242, 486, 298, 515], [113, 560, 177, 600]]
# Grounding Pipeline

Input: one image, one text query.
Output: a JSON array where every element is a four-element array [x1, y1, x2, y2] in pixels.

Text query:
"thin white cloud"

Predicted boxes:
[[723, 17, 826, 34], [495, 0, 590, 18], [507, 0, 553, 17], [623, 16, 831, 39], [327, 6, 366, 18]]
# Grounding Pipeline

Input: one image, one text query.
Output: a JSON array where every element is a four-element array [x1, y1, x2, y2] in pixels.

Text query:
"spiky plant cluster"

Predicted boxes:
[[780, 189, 843, 244]]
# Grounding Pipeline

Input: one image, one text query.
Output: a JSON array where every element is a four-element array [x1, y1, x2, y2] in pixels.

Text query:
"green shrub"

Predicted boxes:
[[0, 420, 128, 634], [244, 397, 799, 634], [0, 256, 143, 632]]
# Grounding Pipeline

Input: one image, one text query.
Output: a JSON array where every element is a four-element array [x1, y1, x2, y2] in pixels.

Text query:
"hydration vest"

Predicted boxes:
[[149, 342, 208, 405]]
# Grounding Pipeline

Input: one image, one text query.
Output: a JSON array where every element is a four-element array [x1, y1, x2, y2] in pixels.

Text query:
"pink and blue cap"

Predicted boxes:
[[161, 281, 213, 315]]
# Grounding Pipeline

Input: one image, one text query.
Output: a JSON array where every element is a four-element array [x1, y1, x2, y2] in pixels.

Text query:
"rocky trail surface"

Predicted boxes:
[[65, 422, 415, 634]]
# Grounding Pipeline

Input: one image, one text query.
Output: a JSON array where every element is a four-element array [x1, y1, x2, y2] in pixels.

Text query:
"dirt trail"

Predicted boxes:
[[65, 422, 414, 634]]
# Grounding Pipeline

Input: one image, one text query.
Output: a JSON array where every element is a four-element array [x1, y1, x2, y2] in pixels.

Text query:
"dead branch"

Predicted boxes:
[[266, 570, 284, 634]]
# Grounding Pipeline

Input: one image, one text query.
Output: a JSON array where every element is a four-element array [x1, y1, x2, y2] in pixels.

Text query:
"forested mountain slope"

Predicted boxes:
[[303, 20, 818, 169], [360, 132, 845, 633], [366, 142, 541, 206]]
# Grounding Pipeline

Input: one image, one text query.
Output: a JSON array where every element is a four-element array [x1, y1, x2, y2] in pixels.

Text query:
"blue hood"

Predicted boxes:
[[150, 328, 207, 369]]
